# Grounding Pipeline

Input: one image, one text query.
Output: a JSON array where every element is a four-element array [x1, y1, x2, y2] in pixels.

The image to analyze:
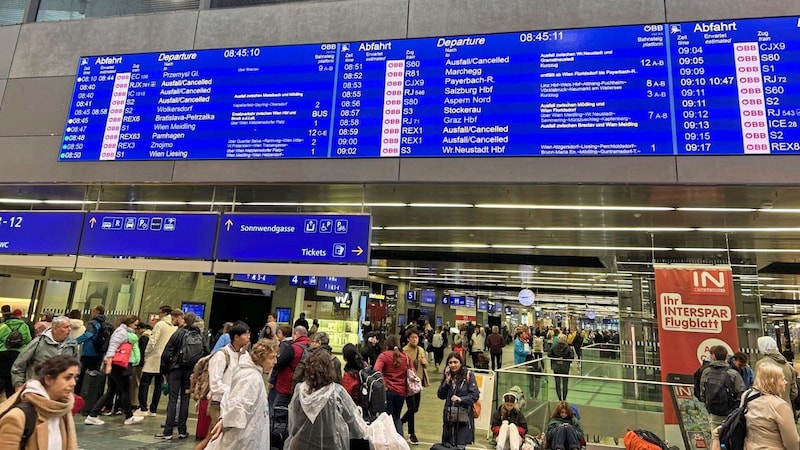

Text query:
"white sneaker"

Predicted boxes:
[[84, 416, 104, 425], [133, 410, 148, 417], [147, 411, 157, 417], [124, 416, 144, 425]]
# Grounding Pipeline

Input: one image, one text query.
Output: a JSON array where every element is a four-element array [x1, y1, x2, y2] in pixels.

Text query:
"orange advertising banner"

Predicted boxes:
[[655, 265, 738, 450]]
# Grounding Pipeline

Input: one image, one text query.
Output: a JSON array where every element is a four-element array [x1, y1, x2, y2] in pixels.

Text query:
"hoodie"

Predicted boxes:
[[284, 382, 367, 450], [755, 336, 798, 405]]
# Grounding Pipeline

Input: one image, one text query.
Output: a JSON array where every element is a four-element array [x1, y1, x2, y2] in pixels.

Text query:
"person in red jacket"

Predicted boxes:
[[273, 326, 310, 412], [341, 343, 364, 402], [374, 334, 409, 437]]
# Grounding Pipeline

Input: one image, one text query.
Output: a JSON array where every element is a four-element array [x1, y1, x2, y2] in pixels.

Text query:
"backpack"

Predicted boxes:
[[357, 365, 386, 422], [692, 362, 709, 400], [624, 429, 672, 450], [91, 319, 114, 353], [5, 323, 24, 349], [432, 333, 444, 348], [704, 365, 738, 416], [718, 390, 761, 450], [178, 329, 206, 368], [189, 351, 230, 401]]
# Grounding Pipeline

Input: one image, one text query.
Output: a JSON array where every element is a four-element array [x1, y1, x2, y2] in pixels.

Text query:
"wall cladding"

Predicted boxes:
[[0, 76, 73, 136], [9, 11, 199, 78], [408, 0, 666, 37], [665, 0, 800, 22], [0, 25, 19, 79], [194, 0, 408, 49]]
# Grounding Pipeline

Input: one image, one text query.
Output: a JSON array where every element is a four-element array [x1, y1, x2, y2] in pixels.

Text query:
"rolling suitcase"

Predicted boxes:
[[475, 352, 490, 370], [195, 398, 212, 439], [79, 370, 106, 415]]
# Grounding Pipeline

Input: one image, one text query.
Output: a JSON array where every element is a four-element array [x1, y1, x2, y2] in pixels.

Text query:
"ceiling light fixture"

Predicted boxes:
[[476, 204, 674, 211]]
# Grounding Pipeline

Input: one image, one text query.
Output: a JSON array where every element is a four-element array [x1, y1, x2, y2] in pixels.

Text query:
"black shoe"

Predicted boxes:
[[409, 435, 419, 445], [178, 434, 189, 439]]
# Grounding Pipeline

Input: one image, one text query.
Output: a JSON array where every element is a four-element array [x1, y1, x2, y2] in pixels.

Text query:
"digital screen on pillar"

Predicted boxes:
[[60, 16, 800, 161], [420, 289, 436, 305], [275, 307, 291, 324], [181, 302, 206, 318]]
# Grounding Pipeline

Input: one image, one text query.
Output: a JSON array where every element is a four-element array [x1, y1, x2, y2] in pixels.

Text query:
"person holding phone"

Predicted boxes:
[[545, 401, 583, 450], [437, 351, 480, 447]]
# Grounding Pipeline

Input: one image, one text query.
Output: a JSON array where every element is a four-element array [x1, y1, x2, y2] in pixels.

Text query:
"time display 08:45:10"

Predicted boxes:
[[223, 48, 262, 58]]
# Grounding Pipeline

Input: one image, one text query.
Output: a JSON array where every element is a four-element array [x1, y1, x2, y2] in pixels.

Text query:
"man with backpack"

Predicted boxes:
[[156, 311, 207, 440], [0, 308, 33, 351], [206, 321, 249, 426], [700, 345, 745, 433], [74, 305, 111, 395]]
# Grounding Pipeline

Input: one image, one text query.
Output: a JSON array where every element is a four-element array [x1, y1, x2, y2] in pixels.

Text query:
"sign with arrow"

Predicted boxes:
[[216, 213, 371, 264], [79, 212, 219, 259]]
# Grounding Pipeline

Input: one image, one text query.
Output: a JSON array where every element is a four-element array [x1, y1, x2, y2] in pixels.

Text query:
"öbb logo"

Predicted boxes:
[[691, 270, 729, 294]]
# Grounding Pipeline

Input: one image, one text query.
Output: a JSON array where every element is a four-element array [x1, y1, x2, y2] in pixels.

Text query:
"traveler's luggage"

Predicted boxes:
[[79, 370, 106, 415], [475, 352, 489, 370], [271, 405, 289, 450], [624, 429, 673, 450], [195, 398, 211, 439]]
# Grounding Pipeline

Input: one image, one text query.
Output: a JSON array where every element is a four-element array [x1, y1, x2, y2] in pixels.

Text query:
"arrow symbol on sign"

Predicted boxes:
[[351, 246, 363, 256], [225, 219, 233, 231], [89, 217, 97, 228]]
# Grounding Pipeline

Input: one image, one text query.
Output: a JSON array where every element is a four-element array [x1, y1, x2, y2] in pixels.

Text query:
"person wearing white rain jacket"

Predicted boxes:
[[284, 349, 368, 450], [205, 338, 277, 450]]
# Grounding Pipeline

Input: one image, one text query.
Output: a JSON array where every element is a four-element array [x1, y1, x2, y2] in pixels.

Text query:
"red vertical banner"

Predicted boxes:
[[655, 265, 738, 446]]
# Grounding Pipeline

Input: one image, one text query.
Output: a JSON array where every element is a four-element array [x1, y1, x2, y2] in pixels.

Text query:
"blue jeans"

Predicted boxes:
[[386, 391, 405, 437]]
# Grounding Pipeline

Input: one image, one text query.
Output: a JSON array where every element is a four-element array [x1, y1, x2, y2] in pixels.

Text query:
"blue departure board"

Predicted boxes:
[[668, 17, 800, 154], [60, 16, 800, 160]]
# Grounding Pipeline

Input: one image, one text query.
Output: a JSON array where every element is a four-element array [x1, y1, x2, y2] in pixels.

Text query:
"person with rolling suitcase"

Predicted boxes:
[[434, 351, 480, 450]]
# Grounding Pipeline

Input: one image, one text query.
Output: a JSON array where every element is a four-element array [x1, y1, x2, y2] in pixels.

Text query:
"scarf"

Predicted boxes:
[[15, 381, 78, 450]]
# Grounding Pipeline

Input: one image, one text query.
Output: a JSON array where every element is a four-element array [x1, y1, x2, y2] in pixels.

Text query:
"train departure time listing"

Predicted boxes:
[[59, 16, 800, 161]]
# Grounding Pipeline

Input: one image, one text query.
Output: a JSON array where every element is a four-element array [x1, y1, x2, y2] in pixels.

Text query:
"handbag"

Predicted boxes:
[[406, 354, 422, 395], [446, 405, 470, 424], [112, 342, 132, 368]]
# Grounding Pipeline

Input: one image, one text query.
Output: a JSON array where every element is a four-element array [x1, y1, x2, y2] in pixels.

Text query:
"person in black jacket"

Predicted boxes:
[[360, 331, 383, 367], [491, 391, 528, 450]]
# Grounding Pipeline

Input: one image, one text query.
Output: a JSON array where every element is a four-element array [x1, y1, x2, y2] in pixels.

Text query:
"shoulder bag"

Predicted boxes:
[[112, 341, 133, 368], [406, 354, 422, 395]]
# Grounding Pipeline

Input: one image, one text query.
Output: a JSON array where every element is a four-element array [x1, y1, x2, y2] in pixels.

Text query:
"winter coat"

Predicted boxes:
[[402, 344, 427, 380], [284, 382, 368, 450], [208, 344, 245, 402], [743, 390, 800, 450], [698, 360, 745, 409], [105, 323, 133, 359], [11, 330, 78, 387], [545, 416, 584, 445], [274, 335, 310, 395], [127, 330, 140, 367], [728, 356, 755, 389], [437, 368, 480, 445], [513, 338, 529, 364], [374, 350, 409, 397], [754, 352, 798, 405], [0, 380, 78, 450], [143, 315, 176, 374], [0, 318, 33, 352], [360, 342, 382, 367], [532, 336, 544, 353], [490, 405, 528, 437], [68, 319, 85, 341], [486, 332, 504, 355], [160, 325, 203, 374], [548, 343, 574, 375], [74, 315, 106, 357], [205, 352, 270, 450]]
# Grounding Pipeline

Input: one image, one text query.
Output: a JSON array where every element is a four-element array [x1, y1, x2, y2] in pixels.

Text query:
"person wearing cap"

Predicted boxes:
[[491, 392, 528, 450], [0, 309, 33, 352], [754, 336, 798, 406], [34, 312, 54, 337]]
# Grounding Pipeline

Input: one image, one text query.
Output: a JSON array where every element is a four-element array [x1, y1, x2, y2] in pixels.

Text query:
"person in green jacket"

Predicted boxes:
[[0, 310, 33, 351]]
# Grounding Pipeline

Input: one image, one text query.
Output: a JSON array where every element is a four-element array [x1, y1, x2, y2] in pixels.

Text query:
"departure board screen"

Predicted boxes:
[[59, 16, 800, 161], [668, 17, 800, 154]]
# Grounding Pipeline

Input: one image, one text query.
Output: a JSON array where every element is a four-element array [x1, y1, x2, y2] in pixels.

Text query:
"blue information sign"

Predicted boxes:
[[318, 276, 347, 293], [420, 289, 436, 305], [79, 212, 218, 259], [216, 213, 371, 264], [668, 17, 800, 154], [0, 212, 83, 255], [289, 275, 319, 287], [232, 274, 278, 285], [477, 298, 488, 311]]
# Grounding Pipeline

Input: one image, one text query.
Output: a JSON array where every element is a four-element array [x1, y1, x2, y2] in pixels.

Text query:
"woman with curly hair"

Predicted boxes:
[[205, 338, 277, 449], [284, 348, 367, 450]]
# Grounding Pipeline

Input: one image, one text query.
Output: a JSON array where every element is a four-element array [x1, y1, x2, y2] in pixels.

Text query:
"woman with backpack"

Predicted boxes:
[[374, 334, 410, 436], [0, 355, 80, 449], [84, 315, 143, 426], [718, 362, 799, 450]]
